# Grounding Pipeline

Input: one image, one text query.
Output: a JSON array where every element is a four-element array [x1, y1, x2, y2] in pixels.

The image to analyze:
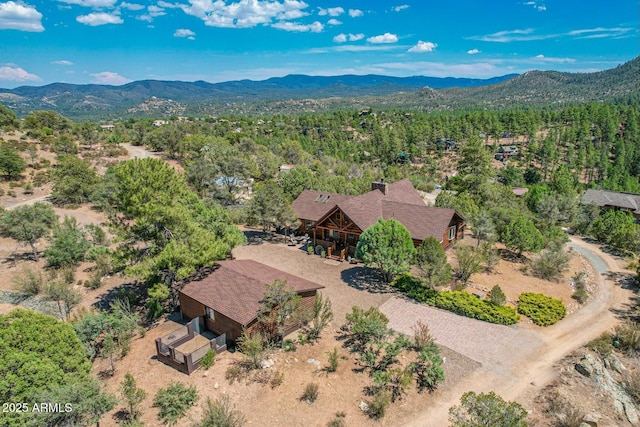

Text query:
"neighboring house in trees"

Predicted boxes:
[[292, 179, 465, 257], [582, 189, 640, 221]]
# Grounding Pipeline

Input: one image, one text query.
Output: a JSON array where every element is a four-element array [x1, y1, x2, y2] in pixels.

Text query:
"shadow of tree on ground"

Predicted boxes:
[[340, 266, 395, 294]]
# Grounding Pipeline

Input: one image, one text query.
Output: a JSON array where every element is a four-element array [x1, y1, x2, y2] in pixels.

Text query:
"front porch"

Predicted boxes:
[[155, 318, 227, 375]]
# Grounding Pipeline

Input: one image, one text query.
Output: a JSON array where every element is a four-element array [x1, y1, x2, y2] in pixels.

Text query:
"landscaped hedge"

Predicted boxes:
[[392, 274, 520, 325], [517, 292, 566, 326]]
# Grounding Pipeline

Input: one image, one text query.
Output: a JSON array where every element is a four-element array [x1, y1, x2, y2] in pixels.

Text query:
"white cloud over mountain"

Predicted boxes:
[[0, 65, 41, 82]]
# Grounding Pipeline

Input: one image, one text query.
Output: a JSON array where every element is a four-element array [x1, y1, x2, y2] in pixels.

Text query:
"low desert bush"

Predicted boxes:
[[12, 268, 44, 295], [196, 396, 246, 427], [327, 411, 347, 427], [327, 348, 339, 372], [300, 383, 319, 404], [518, 292, 566, 326], [531, 246, 570, 282], [572, 289, 588, 304], [199, 349, 216, 370], [368, 389, 390, 419], [152, 382, 198, 426], [614, 321, 640, 355], [270, 371, 284, 389], [622, 367, 640, 405], [587, 332, 614, 356]]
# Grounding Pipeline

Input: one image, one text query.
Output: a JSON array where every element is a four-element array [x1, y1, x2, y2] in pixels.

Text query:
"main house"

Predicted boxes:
[[582, 189, 640, 221], [292, 179, 465, 256]]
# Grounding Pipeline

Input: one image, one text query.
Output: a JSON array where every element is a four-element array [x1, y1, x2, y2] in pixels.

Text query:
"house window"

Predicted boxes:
[[206, 307, 215, 321], [448, 226, 456, 241]]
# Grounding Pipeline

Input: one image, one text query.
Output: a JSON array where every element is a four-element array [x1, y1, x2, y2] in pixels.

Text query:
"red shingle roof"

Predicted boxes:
[[180, 260, 324, 326], [291, 190, 354, 222]]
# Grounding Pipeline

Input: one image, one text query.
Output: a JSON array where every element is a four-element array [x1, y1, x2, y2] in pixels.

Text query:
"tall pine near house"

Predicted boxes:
[[355, 218, 416, 283]]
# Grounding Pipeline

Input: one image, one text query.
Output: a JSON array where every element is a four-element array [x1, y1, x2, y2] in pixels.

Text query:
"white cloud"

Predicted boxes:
[[523, 1, 546, 11], [77, 12, 123, 25], [136, 14, 152, 22], [374, 61, 501, 78], [408, 40, 437, 53], [467, 48, 480, 55], [58, 0, 118, 7], [327, 18, 341, 25], [0, 1, 44, 32], [468, 28, 552, 42], [470, 26, 635, 43], [174, 28, 195, 39], [318, 7, 343, 17], [348, 8, 362, 17], [568, 27, 634, 39], [272, 20, 323, 32], [533, 54, 575, 63], [367, 32, 398, 43], [52, 60, 74, 65], [393, 4, 409, 12], [119, 2, 144, 10], [91, 71, 131, 85], [148, 5, 165, 17], [0, 66, 41, 82], [333, 33, 346, 42], [175, 0, 311, 29], [333, 32, 364, 43]]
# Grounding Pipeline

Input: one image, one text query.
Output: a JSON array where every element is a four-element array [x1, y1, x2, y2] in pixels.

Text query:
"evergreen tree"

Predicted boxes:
[[355, 218, 417, 283]]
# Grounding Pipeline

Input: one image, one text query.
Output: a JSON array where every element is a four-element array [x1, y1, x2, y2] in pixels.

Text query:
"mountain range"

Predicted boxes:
[[0, 56, 637, 120]]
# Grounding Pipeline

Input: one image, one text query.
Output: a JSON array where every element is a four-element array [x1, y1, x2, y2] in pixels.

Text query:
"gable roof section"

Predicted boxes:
[[381, 202, 458, 241], [292, 178, 426, 222], [582, 189, 640, 214], [382, 178, 427, 205], [180, 260, 324, 326], [292, 190, 354, 221]]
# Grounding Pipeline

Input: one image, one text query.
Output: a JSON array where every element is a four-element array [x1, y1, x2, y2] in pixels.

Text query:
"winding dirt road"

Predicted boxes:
[[402, 236, 635, 426]]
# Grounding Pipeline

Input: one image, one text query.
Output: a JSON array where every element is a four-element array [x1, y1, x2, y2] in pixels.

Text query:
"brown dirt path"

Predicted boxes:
[[402, 236, 635, 427]]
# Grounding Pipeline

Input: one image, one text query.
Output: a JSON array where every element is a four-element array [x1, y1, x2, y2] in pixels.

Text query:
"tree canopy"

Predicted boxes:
[[355, 218, 416, 283], [0, 144, 27, 179], [0, 202, 57, 260], [0, 309, 92, 426], [503, 215, 545, 255], [101, 158, 245, 283]]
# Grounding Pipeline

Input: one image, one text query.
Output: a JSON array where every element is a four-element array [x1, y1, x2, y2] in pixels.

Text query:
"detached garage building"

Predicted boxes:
[[178, 259, 324, 342]]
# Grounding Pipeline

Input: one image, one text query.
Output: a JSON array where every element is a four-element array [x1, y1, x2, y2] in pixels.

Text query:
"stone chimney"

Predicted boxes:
[[371, 178, 388, 195]]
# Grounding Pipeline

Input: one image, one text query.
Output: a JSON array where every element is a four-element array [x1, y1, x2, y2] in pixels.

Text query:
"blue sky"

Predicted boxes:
[[0, 0, 638, 88]]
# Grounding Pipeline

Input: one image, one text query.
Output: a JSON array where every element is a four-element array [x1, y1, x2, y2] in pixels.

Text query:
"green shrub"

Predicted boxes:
[[327, 348, 339, 372], [587, 332, 613, 356], [196, 396, 246, 427], [518, 292, 566, 326], [531, 245, 570, 282], [11, 267, 44, 295], [327, 411, 347, 427], [300, 383, 319, 403], [152, 382, 198, 426], [572, 289, 588, 304], [488, 285, 506, 306], [368, 389, 390, 419], [614, 321, 640, 355], [282, 339, 297, 352], [393, 274, 520, 325], [200, 349, 216, 370]]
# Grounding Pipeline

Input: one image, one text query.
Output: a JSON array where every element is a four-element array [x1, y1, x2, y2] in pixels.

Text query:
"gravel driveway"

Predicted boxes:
[[380, 297, 543, 368]]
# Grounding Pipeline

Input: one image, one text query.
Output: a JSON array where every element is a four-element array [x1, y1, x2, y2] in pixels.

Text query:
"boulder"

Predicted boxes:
[[358, 401, 369, 412], [260, 359, 275, 369], [581, 412, 599, 427]]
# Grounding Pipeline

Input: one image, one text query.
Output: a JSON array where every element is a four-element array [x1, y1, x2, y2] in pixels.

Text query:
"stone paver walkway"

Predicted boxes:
[[380, 297, 543, 368]]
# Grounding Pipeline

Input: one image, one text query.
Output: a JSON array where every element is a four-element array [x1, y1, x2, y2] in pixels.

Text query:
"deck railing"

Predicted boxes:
[[155, 322, 228, 375]]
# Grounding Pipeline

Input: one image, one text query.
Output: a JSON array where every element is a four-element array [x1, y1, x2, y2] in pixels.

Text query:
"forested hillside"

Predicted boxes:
[[0, 57, 637, 120]]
